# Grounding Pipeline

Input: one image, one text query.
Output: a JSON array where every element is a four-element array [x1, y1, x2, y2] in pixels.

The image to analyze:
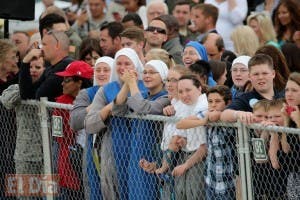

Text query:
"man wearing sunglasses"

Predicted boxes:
[[144, 19, 168, 54]]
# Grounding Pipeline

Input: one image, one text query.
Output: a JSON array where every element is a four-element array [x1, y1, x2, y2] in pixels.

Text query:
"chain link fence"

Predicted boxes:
[[0, 98, 299, 200]]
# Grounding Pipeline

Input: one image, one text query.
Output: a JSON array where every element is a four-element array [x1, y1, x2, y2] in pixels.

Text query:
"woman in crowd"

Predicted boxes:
[[247, 12, 280, 48], [70, 56, 114, 200], [281, 72, 300, 199], [255, 45, 290, 92], [182, 41, 208, 68], [274, 0, 300, 46], [78, 37, 102, 67], [182, 41, 216, 87], [85, 48, 147, 200], [230, 55, 251, 99], [53, 61, 93, 199], [231, 25, 260, 57], [113, 59, 169, 200]]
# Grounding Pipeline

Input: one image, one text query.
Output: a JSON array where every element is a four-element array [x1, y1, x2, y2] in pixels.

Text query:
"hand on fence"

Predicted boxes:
[[236, 111, 255, 124], [139, 159, 157, 173], [172, 163, 188, 177], [163, 105, 175, 116]]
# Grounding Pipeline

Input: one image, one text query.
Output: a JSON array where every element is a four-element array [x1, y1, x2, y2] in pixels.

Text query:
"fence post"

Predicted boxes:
[[243, 124, 253, 200], [237, 121, 248, 200], [39, 97, 54, 200]]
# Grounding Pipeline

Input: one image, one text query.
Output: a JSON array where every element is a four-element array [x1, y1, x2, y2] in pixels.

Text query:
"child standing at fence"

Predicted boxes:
[[165, 75, 208, 200], [177, 85, 236, 200], [255, 99, 288, 199], [155, 75, 208, 176]]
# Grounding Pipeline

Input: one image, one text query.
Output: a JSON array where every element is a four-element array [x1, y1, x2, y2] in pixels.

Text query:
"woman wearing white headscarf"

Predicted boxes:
[[85, 48, 148, 200], [113, 59, 170, 200], [70, 56, 114, 200]]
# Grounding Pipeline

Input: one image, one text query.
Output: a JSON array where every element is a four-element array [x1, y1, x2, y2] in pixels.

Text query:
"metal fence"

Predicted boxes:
[[0, 98, 299, 200]]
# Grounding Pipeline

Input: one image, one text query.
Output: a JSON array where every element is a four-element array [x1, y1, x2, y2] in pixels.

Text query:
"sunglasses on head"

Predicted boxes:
[[145, 26, 167, 34]]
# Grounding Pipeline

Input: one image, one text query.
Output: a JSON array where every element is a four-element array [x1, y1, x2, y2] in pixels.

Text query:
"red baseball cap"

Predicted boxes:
[[56, 61, 93, 79]]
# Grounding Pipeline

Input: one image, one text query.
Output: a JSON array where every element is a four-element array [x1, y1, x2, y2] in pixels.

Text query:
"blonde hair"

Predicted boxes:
[[231, 25, 259, 56], [247, 12, 277, 45], [0, 39, 17, 65], [145, 48, 176, 69]]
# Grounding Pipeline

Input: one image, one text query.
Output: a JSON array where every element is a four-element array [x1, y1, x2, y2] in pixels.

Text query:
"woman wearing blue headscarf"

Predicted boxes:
[[182, 41, 216, 87], [85, 48, 148, 200]]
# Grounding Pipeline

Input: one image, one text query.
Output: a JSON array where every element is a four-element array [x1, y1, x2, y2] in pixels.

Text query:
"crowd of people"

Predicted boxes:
[[0, 0, 299, 199]]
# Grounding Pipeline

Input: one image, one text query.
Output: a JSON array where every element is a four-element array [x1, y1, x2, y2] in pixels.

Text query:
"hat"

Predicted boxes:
[[93, 56, 114, 85], [111, 48, 144, 82], [145, 60, 169, 81], [232, 55, 251, 68], [56, 61, 93, 79], [185, 41, 208, 62]]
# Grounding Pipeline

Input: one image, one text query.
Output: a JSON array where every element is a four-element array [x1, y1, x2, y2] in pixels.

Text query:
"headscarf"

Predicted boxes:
[[184, 41, 209, 62], [145, 60, 169, 81], [110, 48, 144, 82], [232, 55, 251, 68], [93, 56, 115, 85]]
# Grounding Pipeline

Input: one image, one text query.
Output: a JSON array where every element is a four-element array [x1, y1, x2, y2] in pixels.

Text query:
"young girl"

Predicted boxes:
[[165, 75, 208, 199], [155, 75, 208, 176], [281, 72, 300, 199], [177, 85, 236, 199]]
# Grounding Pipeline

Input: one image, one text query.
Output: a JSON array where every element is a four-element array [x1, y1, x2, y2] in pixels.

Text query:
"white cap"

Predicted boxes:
[[145, 60, 169, 81], [232, 55, 251, 68]]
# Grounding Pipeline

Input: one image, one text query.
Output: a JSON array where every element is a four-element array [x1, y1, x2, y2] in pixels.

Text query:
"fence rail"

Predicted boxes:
[[0, 99, 299, 200]]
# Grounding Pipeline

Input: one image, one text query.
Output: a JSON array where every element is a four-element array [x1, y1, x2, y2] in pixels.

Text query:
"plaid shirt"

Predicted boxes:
[[205, 126, 237, 194]]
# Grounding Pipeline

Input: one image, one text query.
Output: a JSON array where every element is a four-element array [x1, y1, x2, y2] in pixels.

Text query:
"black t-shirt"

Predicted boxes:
[[226, 89, 284, 112]]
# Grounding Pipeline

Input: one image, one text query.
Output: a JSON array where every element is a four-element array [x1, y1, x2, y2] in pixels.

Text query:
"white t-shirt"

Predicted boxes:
[[204, 0, 248, 51], [161, 94, 208, 152]]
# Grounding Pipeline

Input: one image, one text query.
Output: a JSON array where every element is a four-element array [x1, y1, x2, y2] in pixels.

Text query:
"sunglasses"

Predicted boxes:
[[145, 26, 167, 34], [63, 77, 74, 83]]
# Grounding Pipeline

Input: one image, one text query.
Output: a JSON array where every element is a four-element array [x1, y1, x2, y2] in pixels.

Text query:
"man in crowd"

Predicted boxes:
[[172, 0, 197, 45], [144, 18, 168, 54], [190, 3, 218, 42], [99, 21, 124, 58], [155, 15, 184, 65], [146, 0, 169, 26], [120, 26, 145, 63], [19, 31, 73, 101], [11, 31, 30, 62], [72, 0, 107, 39]]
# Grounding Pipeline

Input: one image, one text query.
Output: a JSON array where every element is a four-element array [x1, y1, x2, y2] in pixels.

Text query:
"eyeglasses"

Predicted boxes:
[[63, 77, 74, 83], [231, 68, 249, 73], [46, 30, 59, 44], [164, 78, 178, 83], [181, 51, 198, 57], [145, 26, 167, 34], [142, 70, 159, 75]]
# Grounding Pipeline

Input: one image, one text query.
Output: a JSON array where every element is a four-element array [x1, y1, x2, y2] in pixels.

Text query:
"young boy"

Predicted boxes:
[[177, 85, 236, 199], [253, 99, 289, 199]]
